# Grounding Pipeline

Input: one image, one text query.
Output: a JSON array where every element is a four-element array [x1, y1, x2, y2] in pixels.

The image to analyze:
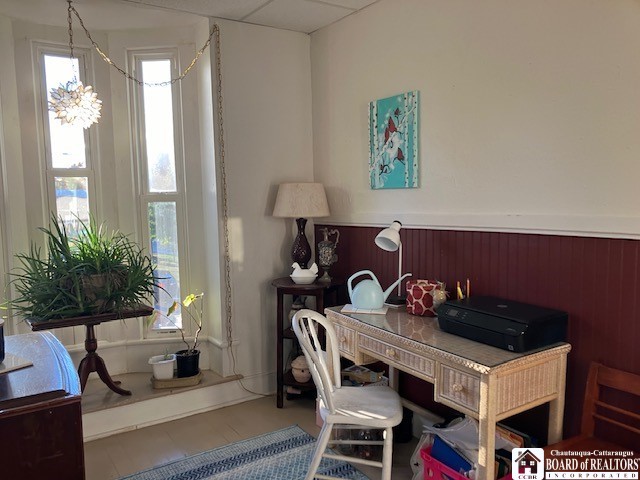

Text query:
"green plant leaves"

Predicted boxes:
[[150, 292, 204, 354], [7, 215, 159, 321], [168, 300, 179, 316]]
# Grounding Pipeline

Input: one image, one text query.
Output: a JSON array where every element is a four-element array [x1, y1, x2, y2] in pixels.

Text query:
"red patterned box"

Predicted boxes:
[[406, 280, 445, 316]]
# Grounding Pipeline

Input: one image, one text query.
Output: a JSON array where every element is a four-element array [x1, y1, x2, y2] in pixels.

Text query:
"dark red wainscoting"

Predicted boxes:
[[315, 224, 640, 440]]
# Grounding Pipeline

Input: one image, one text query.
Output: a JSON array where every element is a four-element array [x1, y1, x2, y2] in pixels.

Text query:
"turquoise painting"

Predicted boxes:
[[369, 91, 419, 189]]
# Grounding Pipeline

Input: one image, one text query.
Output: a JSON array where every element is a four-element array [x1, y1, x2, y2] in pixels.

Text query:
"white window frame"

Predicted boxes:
[[35, 43, 98, 223], [129, 48, 190, 338]]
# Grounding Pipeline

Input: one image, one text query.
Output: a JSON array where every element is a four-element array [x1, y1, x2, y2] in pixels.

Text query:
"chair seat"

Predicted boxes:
[[320, 385, 403, 428]]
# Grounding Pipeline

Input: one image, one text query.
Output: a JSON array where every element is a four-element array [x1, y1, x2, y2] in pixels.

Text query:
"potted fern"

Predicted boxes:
[[7, 216, 158, 321], [149, 292, 203, 378]]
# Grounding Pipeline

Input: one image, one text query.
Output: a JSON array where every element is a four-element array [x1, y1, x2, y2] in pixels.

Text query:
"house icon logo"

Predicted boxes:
[[512, 448, 545, 480]]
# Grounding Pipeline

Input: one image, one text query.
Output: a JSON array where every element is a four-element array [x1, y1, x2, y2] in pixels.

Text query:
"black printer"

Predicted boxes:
[[436, 296, 567, 352]]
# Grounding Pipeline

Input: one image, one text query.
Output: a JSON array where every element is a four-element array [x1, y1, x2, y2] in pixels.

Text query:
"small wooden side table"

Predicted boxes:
[[28, 306, 154, 396], [271, 277, 343, 408]]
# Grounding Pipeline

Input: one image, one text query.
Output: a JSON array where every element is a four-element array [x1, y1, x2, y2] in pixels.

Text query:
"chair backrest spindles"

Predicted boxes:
[[292, 309, 343, 415], [580, 362, 640, 440]]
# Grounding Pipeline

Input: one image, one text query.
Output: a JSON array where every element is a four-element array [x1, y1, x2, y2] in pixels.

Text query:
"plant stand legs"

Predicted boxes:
[[77, 324, 132, 396]]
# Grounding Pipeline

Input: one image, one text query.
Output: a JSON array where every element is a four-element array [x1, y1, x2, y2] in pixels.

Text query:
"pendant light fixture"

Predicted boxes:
[[48, 1, 102, 129], [49, 0, 219, 129]]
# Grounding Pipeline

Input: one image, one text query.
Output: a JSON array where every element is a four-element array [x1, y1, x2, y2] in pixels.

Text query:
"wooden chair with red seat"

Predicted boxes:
[[544, 362, 640, 451]]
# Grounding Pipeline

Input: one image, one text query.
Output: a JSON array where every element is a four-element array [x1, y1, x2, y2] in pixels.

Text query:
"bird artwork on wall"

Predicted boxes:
[[368, 90, 419, 189]]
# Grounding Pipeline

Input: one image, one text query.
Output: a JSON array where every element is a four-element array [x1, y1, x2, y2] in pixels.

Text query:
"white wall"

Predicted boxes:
[[212, 19, 313, 384], [311, 0, 640, 238], [196, 19, 226, 374]]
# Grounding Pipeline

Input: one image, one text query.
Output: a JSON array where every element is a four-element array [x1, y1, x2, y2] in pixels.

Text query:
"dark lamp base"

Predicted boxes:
[[385, 294, 406, 306], [291, 217, 311, 269]]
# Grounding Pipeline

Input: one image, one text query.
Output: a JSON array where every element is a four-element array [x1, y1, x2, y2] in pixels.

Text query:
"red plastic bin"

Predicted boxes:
[[421, 446, 512, 480]]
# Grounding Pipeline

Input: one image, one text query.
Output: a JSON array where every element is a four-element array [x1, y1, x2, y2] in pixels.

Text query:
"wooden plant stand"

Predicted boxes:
[[28, 306, 154, 396], [271, 277, 344, 408]]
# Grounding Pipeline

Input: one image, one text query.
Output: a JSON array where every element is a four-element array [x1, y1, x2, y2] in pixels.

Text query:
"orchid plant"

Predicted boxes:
[[149, 292, 204, 354]]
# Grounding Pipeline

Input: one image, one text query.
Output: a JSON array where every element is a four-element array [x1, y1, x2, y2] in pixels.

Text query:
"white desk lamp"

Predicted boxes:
[[375, 220, 410, 305]]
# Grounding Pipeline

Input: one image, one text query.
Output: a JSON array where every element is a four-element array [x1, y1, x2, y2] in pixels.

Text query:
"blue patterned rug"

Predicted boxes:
[[119, 425, 369, 480]]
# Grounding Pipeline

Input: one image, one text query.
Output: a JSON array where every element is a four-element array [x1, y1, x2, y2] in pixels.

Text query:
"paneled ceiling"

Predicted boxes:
[[122, 0, 379, 33], [0, 0, 380, 33]]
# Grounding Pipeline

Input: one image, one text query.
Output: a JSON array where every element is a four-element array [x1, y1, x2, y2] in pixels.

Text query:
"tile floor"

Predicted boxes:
[[83, 394, 417, 479]]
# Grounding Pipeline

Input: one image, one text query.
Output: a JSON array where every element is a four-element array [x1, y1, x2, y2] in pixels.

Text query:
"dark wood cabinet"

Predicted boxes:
[[271, 277, 343, 408], [0, 332, 84, 480]]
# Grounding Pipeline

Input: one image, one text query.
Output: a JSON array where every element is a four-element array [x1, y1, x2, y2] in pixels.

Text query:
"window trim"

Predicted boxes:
[[129, 48, 191, 337], [34, 43, 98, 222]]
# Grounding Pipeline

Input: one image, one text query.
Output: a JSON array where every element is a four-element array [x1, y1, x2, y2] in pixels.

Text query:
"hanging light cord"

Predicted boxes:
[[67, 1, 75, 65], [213, 26, 266, 398], [68, 0, 216, 87], [66, 0, 81, 86]]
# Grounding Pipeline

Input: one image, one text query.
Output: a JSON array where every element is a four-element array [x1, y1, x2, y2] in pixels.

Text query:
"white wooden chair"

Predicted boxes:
[[292, 309, 403, 480]]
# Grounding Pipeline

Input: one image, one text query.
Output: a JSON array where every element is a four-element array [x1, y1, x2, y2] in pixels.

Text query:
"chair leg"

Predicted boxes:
[[306, 422, 334, 480], [381, 426, 394, 480]]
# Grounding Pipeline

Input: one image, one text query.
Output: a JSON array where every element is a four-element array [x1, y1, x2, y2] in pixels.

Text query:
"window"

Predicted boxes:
[[141, 60, 177, 193], [133, 53, 186, 331], [148, 201, 182, 328], [40, 51, 94, 233]]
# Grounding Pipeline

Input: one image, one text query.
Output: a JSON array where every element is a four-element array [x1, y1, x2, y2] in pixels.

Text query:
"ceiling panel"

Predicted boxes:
[[311, 0, 377, 9], [0, 0, 203, 29], [122, 0, 270, 20], [245, 0, 352, 34], [0, 0, 382, 33]]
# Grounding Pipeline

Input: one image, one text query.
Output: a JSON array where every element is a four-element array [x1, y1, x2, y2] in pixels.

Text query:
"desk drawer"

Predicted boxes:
[[335, 324, 356, 358], [359, 335, 434, 379], [437, 364, 480, 413]]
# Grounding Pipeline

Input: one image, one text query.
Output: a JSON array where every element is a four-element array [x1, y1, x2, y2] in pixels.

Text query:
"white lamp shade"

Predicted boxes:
[[273, 183, 330, 218], [375, 221, 402, 251]]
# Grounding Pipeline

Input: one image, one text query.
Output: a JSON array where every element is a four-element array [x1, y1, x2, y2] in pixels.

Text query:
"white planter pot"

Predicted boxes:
[[148, 354, 176, 380]]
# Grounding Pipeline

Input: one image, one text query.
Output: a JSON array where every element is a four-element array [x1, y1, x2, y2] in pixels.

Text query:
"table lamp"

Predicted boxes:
[[375, 220, 410, 305], [273, 183, 329, 269]]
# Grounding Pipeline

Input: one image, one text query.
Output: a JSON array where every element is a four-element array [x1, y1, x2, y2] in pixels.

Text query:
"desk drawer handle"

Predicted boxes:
[[385, 348, 397, 358], [340, 336, 347, 343], [451, 383, 464, 393]]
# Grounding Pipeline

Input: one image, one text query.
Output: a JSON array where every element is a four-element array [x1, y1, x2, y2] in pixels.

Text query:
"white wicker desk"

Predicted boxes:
[[325, 307, 571, 480]]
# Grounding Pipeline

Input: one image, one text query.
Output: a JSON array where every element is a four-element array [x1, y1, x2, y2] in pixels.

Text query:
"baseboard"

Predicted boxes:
[[82, 375, 269, 441]]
